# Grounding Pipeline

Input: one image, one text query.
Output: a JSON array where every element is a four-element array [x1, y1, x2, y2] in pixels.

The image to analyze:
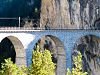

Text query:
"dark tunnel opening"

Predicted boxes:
[[0, 37, 16, 68]]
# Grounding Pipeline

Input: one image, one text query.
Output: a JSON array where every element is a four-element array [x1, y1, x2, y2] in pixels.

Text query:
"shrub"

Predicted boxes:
[[0, 58, 27, 75]]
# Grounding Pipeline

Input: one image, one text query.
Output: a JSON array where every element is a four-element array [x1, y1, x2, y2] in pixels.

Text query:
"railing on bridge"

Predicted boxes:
[[0, 17, 41, 30], [0, 27, 43, 30], [0, 17, 99, 30]]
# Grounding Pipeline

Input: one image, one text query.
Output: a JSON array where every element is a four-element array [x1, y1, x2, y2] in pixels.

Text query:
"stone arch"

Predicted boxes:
[[1, 36, 26, 66], [73, 34, 100, 75], [33, 35, 66, 75]]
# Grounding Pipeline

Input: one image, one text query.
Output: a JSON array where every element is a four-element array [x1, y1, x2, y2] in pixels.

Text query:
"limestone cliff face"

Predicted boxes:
[[55, 0, 71, 29], [40, 0, 100, 29], [40, 0, 56, 29], [40, 0, 70, 29]]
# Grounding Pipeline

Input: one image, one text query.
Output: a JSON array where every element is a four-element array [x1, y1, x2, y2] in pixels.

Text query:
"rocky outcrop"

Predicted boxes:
[[40, 0, 100, 29], [40, 0, 56, 29], [79, 0, 100, 29], [40, 0, 70, 29], [55, 0, 71, 29]]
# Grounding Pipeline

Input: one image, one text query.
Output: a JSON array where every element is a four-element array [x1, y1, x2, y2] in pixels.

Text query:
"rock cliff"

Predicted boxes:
[[40, 0, 70, 29], [40, 0, 100, 29]]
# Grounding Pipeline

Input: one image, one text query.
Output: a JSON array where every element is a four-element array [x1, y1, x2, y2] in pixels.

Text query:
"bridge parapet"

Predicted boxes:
[[0, 29, 99, 33]]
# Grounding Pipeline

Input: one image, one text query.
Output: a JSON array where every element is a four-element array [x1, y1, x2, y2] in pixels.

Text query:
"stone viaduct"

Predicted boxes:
[[0, 29, 100, 75]]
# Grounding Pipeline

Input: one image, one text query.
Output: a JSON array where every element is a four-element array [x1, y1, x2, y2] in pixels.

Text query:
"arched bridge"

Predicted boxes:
[[0, 29, 100, 75]]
